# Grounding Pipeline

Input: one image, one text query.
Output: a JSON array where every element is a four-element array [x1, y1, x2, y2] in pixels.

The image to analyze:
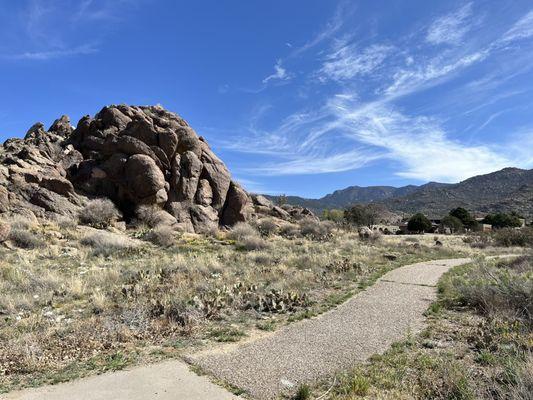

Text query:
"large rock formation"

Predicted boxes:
[[0, 105, 313, 232]]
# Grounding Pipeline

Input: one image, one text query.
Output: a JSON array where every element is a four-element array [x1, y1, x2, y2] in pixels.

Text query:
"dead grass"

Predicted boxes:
[[0, 221, 490, 393], [317, 255, 532, 400], [79, 199, 122, 228]]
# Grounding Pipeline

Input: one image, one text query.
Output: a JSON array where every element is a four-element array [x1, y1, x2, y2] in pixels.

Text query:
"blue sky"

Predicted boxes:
[[1, 0, 532, 198]]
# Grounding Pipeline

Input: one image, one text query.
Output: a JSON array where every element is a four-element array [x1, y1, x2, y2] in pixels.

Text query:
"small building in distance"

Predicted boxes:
[[480, 223, 492, 232]]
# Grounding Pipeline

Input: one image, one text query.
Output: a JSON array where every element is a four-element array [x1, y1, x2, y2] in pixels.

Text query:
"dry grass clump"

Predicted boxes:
[[135, 205, 176, 228], [7, 215, 36, 230], [299, 218, 334, 240], [53, 215, 78, 229], [439, 256, 532, 324], [79, 199, 122, 228], [80, 231, 138, 255], [8, 229, 45, 249], [238, 234, 270, 251], [279, 223, 301, 239], [144, 225, 175, 247], [257, 218, 278, 236], [227, 222, 270, 250], [226, 222, 257, 241]]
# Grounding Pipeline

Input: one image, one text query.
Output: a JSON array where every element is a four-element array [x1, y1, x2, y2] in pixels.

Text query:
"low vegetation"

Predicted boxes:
[[79, 199, 122, 228], [315, 255, 532, 400], [0, 216, 478, 393]]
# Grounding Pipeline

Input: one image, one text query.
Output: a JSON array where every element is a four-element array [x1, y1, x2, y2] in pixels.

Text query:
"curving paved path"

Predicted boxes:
[[1, 360, 238, 400], [189, 257, 475, 399], [6, 256, 513, 400]]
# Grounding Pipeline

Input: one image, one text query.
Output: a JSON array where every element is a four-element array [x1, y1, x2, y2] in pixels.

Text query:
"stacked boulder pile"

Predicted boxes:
[[0, 104, 314, 232]]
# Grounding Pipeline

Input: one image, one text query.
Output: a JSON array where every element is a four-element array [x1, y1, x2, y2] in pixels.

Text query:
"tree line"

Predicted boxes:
[[323, 204, 525, 233]]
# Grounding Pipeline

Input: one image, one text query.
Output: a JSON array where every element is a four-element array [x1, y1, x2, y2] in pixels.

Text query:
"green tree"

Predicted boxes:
[[322, 209, 344, 223], [482, 213, 522, 229], [440, 215, 463, 233], [449, 207, 478, 230], [407, 213, 432, 233]]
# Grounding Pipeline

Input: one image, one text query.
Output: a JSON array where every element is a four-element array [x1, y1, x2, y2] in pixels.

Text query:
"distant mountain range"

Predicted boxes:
[[264, 168, 533, 219]]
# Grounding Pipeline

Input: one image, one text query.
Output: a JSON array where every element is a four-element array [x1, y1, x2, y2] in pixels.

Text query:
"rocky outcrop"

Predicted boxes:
[[0, 105, 314, 232]]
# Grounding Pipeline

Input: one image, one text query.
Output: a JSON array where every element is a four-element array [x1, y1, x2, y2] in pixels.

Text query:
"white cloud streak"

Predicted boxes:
[[319, 43, 393, 82], [262, 60, 291, 84], [502, 9, 533, 42], [229, 3, 533, 182], [7, 44, 98, 60], [426, 3, 473, 45]]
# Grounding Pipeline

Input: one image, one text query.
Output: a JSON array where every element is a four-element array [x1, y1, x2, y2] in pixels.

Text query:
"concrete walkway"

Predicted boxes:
[[190, 258, 474, 399], [1, 360, 238, 400], [6, 256, 508, 400]]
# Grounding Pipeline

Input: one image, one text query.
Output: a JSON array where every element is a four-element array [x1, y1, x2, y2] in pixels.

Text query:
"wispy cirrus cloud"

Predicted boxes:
[[6, 44, 98, 60], [426, 2, 474, 45], [319, 42, 394, 82], [384, 50, 489, 97], [262, 60, 291, 84], [228, 3, 533, 184], [501, 9, 533, 42], [2, 0, 139, 62], [290, 1, 353, 58]]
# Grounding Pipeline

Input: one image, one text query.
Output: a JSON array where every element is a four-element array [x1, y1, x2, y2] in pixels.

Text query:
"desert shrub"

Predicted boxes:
[[439, 257, 532, 325], [135, 205, 177, 229], [298, 218, 334, 240], [257, 218, 278, 236], [358, 227, 381, 243], [494, 227, 533, 247], [8, 229, 45, 249], [80, 231, 137, 256], [145, 225, 175, 247], [79, 199, 122, 228], [238, 235, 270, 251], [279, 223, 301, 238], [227, 222, 257, 241], [7, 215, 36, 230], [54, 215, 78, 229], [463, 232, 492, 249]]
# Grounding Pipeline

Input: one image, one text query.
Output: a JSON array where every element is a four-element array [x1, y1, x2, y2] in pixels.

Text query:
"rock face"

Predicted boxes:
[[0, 105, 314, 232]]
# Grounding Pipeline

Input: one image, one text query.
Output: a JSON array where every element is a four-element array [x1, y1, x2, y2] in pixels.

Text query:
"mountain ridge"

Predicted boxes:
[[264, 167, 533, 219]]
